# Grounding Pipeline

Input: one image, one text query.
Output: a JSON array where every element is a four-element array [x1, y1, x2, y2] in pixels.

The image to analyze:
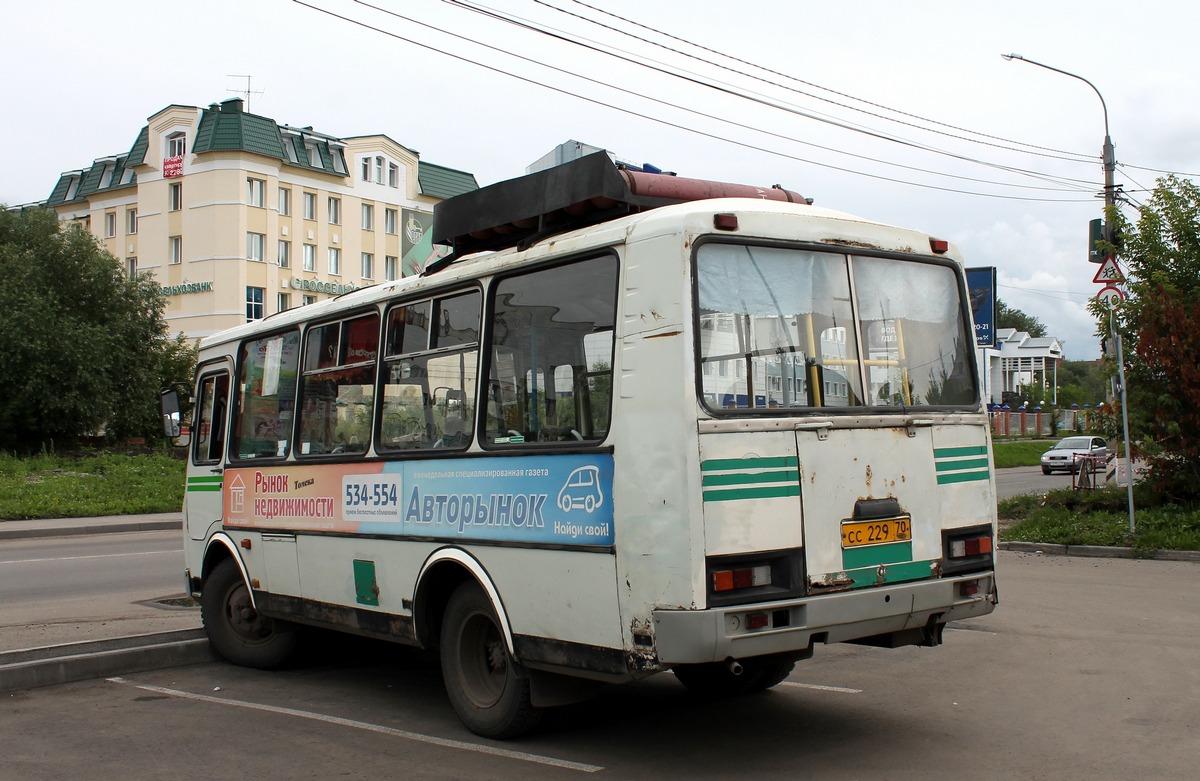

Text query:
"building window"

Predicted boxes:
[[361, 252, 374, 279], [246, 232, 265, 262], [328, 247, 341, 275], [303, 244, 316, 272], [167, 132, 186, 157], [361, 157, 371, 182], [170, 235, 182, 264], [278, 240, 291, 268], [328, 196, 341, 225], [169, 182, 182, 211], [306, 143, 321, 168], [303, 294, 317, 306], [388, 162, 399, 188], [384, 208, 397, 235], [303, 192, 316, 220], [127, 208, 138, 235], [104, 212, 116, 238], [374, 156, 384, 184], [385, 255, 397, 281], [246, 286, 265, 322], [361, 203, 374, 230], [277, 292, 291, 313], [278, 187, 291, 216], [127, 257, 137, 277], [247, 177, 265, 207]]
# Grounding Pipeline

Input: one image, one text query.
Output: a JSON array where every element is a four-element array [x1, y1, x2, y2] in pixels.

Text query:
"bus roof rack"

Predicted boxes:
[[426, 152, 808, 275]]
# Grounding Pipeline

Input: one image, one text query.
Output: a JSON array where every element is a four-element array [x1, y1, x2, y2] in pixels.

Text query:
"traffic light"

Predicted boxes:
[[1088, 218, 1104, 263]]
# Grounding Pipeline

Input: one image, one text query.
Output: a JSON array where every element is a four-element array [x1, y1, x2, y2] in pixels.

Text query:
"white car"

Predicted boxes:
[[1040, 436, 1107, 475]]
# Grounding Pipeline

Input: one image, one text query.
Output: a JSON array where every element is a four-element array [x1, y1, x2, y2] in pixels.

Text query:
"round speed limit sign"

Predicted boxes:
[[1096, 285, 1126, 306]]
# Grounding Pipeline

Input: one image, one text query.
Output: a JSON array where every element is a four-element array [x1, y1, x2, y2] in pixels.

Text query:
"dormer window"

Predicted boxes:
[[63, 174, 81, 201], [306, 142, 321, 168], [98, 162, 115, 189], [361, 157, 371, 181], [167, 132, 186, 157], [388, 162, 400, 188], [330, 149, 346, 175], [374, 156, 384, 184]]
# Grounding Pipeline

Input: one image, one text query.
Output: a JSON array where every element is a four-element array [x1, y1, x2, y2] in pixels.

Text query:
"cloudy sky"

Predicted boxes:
[[6, 0, 1197, 360]]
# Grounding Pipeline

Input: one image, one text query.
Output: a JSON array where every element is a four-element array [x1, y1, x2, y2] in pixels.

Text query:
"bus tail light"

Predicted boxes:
[[705, 550, 806, 607], [942, 524, 995, 575], [712, 564, 771, 592]]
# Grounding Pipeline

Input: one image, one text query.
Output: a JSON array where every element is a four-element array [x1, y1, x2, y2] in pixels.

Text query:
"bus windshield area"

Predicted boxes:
[[696, 244, 977, 411]]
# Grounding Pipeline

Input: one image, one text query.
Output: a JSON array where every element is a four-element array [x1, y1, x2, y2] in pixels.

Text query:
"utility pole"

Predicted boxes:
[[1002, 53, 1134, 531]]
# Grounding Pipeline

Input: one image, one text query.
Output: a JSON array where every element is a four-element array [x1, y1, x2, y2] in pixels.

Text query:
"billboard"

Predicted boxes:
[[966, 267, 997, 347], [401, 208, 452, 277]]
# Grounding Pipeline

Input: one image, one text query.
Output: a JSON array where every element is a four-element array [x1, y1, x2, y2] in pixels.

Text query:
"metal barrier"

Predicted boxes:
[[1072, 454, 1105, 490]]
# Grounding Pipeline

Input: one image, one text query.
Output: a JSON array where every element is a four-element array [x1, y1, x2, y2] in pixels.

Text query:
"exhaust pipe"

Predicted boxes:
[[726, 658, 744, 676]]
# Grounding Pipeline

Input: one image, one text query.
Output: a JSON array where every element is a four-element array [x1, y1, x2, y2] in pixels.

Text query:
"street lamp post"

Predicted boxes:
[[1002, 53, 1134, 531], [1000, 54, 1116, 238]]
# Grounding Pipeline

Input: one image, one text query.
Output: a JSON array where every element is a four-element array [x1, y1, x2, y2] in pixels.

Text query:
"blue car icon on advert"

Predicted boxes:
[[558, 466, 603, 513]]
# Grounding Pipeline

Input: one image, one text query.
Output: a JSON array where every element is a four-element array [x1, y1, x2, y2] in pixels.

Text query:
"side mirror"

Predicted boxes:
[[160, 388, 182, 438]]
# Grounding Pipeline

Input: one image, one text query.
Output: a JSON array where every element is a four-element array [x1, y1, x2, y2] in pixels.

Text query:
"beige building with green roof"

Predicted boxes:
[[44, 97, 478, 342]]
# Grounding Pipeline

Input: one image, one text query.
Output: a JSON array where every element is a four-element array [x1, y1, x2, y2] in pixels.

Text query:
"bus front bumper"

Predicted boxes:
[[652, 573, 996, 665]]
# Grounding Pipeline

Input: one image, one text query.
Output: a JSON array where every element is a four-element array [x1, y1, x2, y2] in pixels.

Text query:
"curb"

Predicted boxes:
[[0, 630, 216, 694], [0, 520, 181, 541], [1000, 541, 1200, 562]]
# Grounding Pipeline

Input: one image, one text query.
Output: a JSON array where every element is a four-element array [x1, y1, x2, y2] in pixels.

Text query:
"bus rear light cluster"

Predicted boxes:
[[712, 564, 771, 593], [942, 524, 995, 576], [950, 536, 992, 558]]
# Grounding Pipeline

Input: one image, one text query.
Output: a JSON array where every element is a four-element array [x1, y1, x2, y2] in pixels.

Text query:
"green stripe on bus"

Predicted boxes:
[[701, 456, 798, 472], [702, 484, 801, 502], [186, 484, 223, 492], [845, 559, 936, 588], [842, 541, 914, 570], [187, 476, 224, 484], [934, 446, 988, 458], [701, 470, 799, 487], [936, 470, 991, 485], [935, 457, 991, 472]]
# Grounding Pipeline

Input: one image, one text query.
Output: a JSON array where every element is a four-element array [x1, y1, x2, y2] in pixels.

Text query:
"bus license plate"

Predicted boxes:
[[841, 518, 911, 547]]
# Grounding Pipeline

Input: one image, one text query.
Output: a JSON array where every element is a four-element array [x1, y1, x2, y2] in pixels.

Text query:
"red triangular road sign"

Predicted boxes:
[[1093, 256, 1124, 283]]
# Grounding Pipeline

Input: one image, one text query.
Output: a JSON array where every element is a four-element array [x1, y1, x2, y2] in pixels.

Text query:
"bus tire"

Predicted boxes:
[[673, 656, 796, 696], [440, 582, 541, 739], [201, 558, 297, 670]]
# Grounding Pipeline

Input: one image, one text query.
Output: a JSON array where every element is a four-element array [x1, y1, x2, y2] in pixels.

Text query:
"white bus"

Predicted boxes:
[[163, 153, 998, 738]]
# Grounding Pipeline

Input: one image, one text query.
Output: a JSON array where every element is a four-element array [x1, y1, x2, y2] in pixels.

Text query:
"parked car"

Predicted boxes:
[[1040, 436, 1107, 474]]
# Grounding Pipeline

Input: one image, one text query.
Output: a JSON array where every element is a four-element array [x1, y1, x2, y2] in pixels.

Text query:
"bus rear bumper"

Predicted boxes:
[[652, 573, 996, 665]]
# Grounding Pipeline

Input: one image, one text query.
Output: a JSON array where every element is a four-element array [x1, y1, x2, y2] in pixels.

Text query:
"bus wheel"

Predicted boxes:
[[673, 656, 796, 696], [440, 583, 542, 738], [201, 558, 296, 670]]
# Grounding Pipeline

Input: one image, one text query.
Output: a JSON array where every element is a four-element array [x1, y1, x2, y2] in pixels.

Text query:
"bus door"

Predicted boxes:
[[187, 362, 233, 542], [794, 421, 941, 593]]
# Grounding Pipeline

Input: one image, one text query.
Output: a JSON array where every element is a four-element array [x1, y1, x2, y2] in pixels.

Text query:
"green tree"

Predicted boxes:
[[1097, 175, 1200, 501], [996, 298, 1047, 338], [1055, 360, 1108, 408], [0, 207, 197, 452]]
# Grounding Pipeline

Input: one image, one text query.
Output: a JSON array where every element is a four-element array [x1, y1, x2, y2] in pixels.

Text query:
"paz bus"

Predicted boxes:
[[162, 153, 998, 738]]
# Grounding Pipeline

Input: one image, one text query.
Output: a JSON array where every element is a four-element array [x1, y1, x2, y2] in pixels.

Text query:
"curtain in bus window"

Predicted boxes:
[[851, 256, 976, 407], [696, 245, 862, 409], [232, 331, 300, 459]]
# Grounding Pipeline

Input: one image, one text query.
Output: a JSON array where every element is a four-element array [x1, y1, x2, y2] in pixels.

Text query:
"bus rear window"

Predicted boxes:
[[696, 244, 976, 411]]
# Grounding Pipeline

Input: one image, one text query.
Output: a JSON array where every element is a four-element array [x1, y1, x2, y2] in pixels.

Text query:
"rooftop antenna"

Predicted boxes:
[[226, 74, 264, 112]]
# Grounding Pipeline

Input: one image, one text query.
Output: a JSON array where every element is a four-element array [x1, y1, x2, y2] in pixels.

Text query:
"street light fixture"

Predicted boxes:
[[1002, 53, 1134, 531]]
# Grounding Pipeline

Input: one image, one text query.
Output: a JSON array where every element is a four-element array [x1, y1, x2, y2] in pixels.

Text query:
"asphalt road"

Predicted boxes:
[[0, 530, 196, 651], [995, 464, 1077, 499], [2, 550, 1197, 780]]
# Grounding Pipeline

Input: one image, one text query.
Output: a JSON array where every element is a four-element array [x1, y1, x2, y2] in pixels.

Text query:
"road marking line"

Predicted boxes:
[[1, 550, 183, 565], [780, 682, 862, 694], [107, 677, 603, 773]]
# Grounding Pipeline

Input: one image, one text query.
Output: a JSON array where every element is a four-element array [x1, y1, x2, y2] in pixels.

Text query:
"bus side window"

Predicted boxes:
[[487, 254, 617, 446], [193, 372, 229, 465], [297, 313, 378, 457], [231, 330, 300, 460]]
